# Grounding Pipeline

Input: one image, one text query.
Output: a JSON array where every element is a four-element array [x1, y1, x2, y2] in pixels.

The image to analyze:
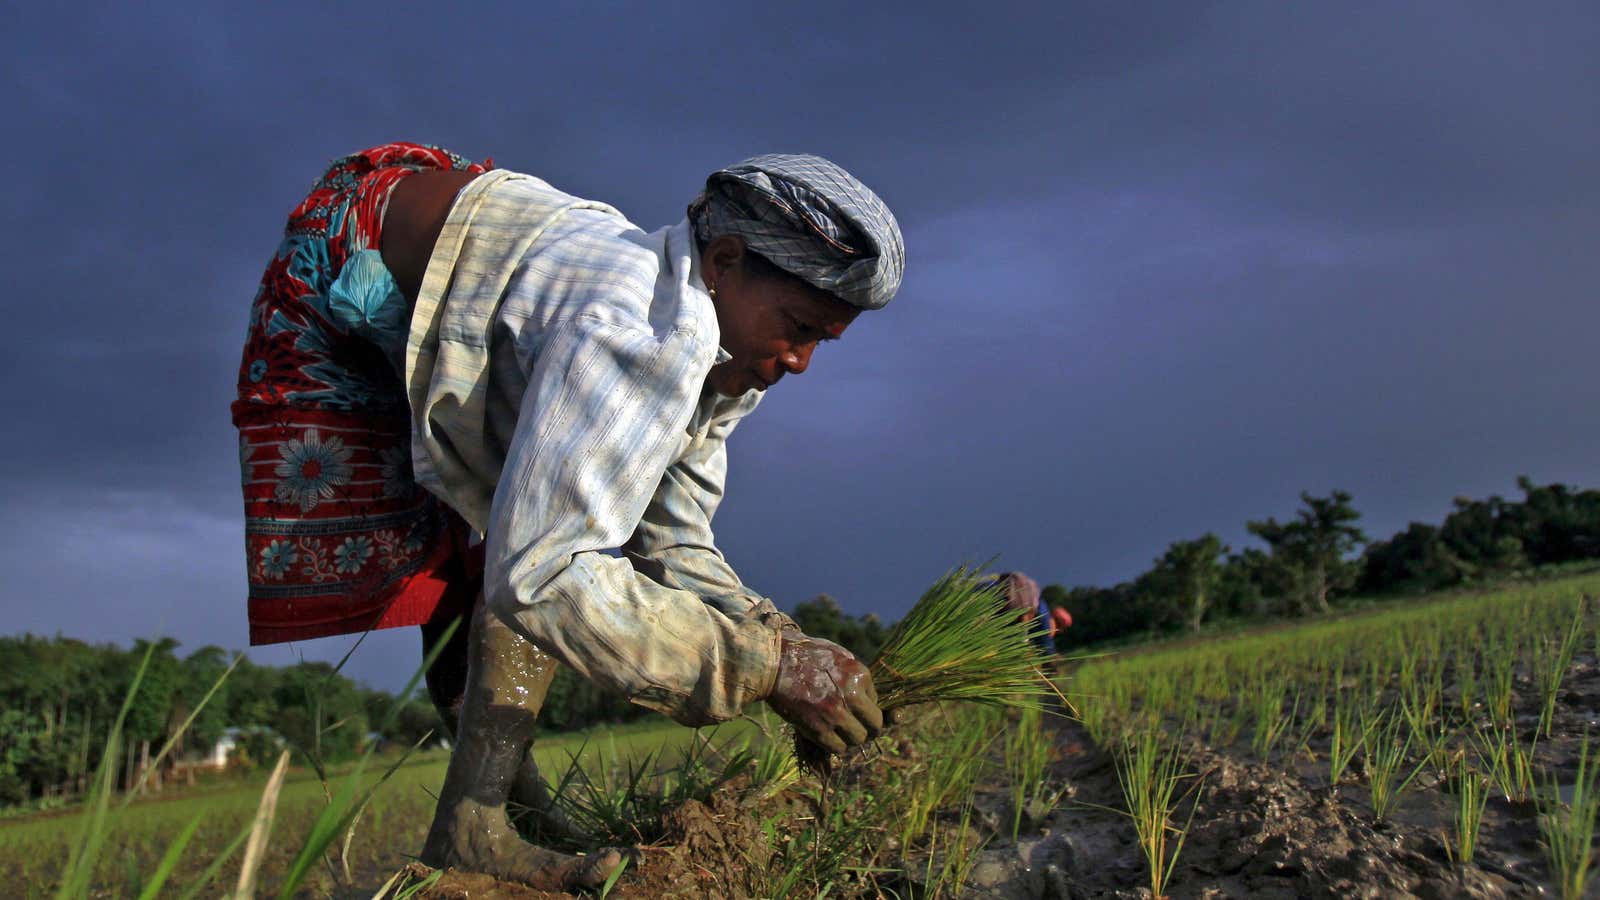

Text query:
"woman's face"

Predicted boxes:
[[701, 237, 862, 397]]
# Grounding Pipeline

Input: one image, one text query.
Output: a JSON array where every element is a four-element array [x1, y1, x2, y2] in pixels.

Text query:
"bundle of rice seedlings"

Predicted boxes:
[[796, 566, 1059, 773]]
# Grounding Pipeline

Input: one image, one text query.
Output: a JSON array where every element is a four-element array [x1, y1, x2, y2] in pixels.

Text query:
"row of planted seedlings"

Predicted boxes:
[[1068, 574, 1600, 900]]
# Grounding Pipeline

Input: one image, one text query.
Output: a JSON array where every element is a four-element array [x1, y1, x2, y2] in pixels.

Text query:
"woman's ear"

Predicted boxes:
[[702, 234, 748, 290]]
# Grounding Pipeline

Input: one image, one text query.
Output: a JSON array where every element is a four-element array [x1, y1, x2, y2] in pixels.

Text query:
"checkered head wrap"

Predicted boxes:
[[689, 153, 904, 310]]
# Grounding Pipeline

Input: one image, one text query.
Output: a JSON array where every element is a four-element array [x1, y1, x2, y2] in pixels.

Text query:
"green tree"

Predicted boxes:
[[790, 594, 889, 662], [1358, 522, 1470, 593], [1248, 491, 1368, 615], [538, 665, 644, 732], [272, 662, 370, 763], [1214, 549, 1271, 618], [1512, 476, 1600, 565], [1040, 583, 1071, 611], [1051, 583, 1144, 649], [178, 646, 235, 752], [1438, 495, 1527, 578], [1145, 534, 1229, 632]]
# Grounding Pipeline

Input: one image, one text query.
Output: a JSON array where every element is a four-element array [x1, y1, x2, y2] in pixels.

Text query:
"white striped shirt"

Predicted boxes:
[[404, 171, 784, 724]]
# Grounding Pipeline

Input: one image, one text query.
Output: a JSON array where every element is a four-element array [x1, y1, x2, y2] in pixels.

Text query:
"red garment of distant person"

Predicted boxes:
[[1050, 605, 1073, 633]]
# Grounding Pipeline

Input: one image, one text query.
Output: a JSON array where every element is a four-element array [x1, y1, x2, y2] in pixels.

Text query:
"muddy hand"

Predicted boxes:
[[767, 635, 884, 754]]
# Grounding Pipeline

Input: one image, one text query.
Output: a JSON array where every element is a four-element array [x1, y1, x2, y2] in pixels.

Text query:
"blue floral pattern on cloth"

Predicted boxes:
[[326, 249, 408, 373]]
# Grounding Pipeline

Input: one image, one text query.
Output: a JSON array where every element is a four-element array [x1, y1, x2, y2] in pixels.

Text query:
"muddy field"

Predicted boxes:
[[401, 626, 1598, 900]]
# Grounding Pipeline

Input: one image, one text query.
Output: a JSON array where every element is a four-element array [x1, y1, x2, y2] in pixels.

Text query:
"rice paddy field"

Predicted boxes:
[[6, 573, 1598, 898], [1053, 573, 1600, 899]]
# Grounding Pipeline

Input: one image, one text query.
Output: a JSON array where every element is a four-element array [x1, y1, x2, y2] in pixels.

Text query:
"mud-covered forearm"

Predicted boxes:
[[488, 551, 782, 725]]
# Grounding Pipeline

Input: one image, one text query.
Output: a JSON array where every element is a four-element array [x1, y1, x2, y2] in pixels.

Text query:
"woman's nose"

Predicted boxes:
[[781, 343, 814, 375]]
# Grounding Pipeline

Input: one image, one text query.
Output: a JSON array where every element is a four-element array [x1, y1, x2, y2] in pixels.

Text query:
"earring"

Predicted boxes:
[[707, 284, 717, 299]]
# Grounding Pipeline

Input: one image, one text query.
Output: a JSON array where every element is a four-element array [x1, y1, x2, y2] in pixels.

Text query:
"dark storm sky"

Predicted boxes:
[[4, 2, 1597, 691]]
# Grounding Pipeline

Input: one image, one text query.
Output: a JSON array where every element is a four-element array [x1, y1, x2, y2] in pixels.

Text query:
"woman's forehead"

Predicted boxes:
[[788, 285, 861, 326]]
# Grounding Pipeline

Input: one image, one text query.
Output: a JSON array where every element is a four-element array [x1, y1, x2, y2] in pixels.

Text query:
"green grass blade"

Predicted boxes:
[[55, 642, 154, 899]]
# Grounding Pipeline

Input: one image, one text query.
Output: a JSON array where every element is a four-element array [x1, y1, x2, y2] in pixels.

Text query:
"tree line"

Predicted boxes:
[[0, 628, 694, 808], [0, 637, 445, 807], [1046, 476, 1600, 651]]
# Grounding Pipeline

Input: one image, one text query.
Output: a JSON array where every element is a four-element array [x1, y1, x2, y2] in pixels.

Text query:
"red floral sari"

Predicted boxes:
[[232, 143, 491, 644]]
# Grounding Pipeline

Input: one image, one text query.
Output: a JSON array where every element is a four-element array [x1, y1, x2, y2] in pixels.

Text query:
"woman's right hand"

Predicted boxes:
[[766, 634, 884, 754]]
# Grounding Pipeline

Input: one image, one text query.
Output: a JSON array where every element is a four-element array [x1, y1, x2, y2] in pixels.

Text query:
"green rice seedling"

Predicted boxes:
[[792, 566, 1058, 772], [744, 715, 801, 799], [1400, 691, 1453, 778], [1245, 680, 1278, 757], [556, 742, 656, 844], [1483, 647, 1518, 728], [1304, 690, 1329, 736], [758, 778, 891, 898], [1285, 682, 1329, 763], [870, 567, 1057, 711], [595, 854, 630, 900], [372, 866, 445, 899], [1113, 729, 1202, 900], [1204, 701, 1244, 749], [899, 716, 996, 851], [1456, 652, 1478, 719], [924, 802, 987, 900], [1397, 645, 1422, 703], [1191, 701, 1220, 746], [131, 814, 204, 900], [53, 646, 152, 900], [1361, 657, 1389, 710], [1005, 706, 1057, 840], [1536, 736, 1599, 900], [1444, 757, 1489, 866], [1327, 697, 1376, 786], [53, 643, 244, 899], [1362, 710, 1425, 822], [175, 825, 255, 900], [1532, 605, 1585, 738], [1401, 655, 1444, 732], [1249, 683, 1298, 761], [1470, 720, 1539, 803]]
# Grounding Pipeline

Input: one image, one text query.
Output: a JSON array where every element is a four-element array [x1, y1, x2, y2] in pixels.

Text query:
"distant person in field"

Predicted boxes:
[[1050, 603, 1073, 650], [983, 571, 1058, 655], [232, 143, 902, 889]]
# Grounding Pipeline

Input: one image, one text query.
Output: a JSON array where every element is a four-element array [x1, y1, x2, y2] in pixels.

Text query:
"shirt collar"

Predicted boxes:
[[678, 218, 733, 365]]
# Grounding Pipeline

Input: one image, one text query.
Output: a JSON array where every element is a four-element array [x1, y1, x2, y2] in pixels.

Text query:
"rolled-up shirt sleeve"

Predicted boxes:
[[483, 315, 782, 725], [623, 408, 765, 615]]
